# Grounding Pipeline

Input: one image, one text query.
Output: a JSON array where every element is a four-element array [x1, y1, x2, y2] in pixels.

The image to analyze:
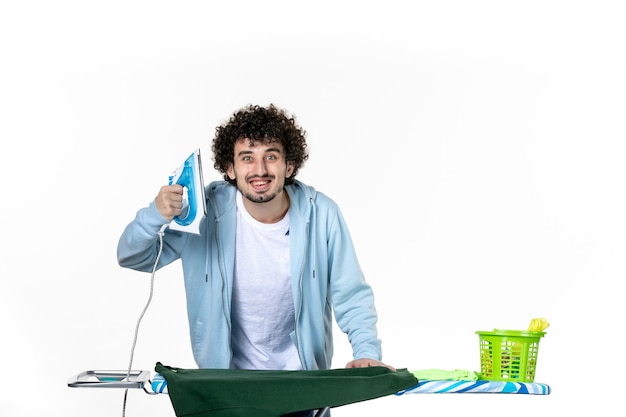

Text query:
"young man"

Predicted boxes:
[[117, 104, 392, 374]]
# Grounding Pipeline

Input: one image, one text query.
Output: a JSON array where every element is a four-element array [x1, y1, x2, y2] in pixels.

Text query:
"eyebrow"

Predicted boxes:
[[236, 147, 283, 157]]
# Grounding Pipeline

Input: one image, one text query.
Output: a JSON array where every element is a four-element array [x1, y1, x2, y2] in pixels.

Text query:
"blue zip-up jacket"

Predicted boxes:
[[117, 180, 382, 370]]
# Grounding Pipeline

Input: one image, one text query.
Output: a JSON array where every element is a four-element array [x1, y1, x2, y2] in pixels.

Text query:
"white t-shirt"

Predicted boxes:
[[230, 191, 302, 370]]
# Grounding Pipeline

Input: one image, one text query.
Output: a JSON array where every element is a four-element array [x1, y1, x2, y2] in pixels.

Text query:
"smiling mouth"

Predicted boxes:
[[249, 178, 272, 191]]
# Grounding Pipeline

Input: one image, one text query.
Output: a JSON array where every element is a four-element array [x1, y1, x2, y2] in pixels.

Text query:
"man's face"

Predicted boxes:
[[227, 138, 294, 203]]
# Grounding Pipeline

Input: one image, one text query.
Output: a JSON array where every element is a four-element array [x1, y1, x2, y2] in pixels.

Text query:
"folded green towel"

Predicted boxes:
[[156, 362, 419, 417]]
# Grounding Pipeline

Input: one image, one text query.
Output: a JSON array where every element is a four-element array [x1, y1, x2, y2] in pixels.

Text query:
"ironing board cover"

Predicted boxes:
[[155, 362, 418, 417], [400, 379, 551, 395]]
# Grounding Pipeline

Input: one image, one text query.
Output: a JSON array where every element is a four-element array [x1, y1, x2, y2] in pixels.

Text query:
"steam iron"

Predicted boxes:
[[168, 149, 206, 234]]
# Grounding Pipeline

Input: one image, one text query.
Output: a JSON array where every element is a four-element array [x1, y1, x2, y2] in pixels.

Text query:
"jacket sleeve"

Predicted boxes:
[[326, 207, 383, 361], [117, 200, 188, 272]]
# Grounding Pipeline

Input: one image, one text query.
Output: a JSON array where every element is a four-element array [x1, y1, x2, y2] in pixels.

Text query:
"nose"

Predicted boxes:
[[251, 158, 268, 176]]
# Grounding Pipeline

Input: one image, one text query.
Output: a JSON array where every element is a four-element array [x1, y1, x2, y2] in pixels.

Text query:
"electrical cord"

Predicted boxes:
[[122, 225, 167, 416]]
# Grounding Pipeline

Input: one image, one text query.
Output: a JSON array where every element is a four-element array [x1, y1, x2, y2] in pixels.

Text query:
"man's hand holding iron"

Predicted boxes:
[[155, 184, 185, 221]]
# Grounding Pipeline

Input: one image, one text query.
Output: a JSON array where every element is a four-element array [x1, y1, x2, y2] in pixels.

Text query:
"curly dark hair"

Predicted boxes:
[[212, 104, 309, 186]]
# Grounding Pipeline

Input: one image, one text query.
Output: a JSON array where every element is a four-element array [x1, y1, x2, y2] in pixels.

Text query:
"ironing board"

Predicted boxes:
[[68, 366, 550, 417], [151, 373, 551, 395], [67, 367, 551, 396]]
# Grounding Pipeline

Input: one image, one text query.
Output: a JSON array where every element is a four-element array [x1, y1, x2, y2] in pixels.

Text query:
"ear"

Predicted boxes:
[[226, 164, 236, 180], [286, 162, 295, 178]]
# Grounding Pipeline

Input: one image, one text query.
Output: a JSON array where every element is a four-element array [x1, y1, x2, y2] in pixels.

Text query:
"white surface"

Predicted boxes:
[[1, 1, 624, 416]]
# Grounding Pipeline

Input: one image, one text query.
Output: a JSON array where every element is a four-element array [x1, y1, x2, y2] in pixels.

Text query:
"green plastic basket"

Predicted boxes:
[[475, 329, 546, 383]]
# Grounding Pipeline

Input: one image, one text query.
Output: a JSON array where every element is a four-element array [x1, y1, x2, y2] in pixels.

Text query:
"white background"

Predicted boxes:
[[1, 1, 624, 416]]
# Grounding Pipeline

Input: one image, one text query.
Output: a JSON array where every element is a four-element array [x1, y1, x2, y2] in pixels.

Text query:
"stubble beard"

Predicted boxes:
[[242, 189, 280, 203], [237, 174, 285, 204]]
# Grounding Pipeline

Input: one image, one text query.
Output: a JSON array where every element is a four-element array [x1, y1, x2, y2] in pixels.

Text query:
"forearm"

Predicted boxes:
[[117, 202, 174, 271]]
